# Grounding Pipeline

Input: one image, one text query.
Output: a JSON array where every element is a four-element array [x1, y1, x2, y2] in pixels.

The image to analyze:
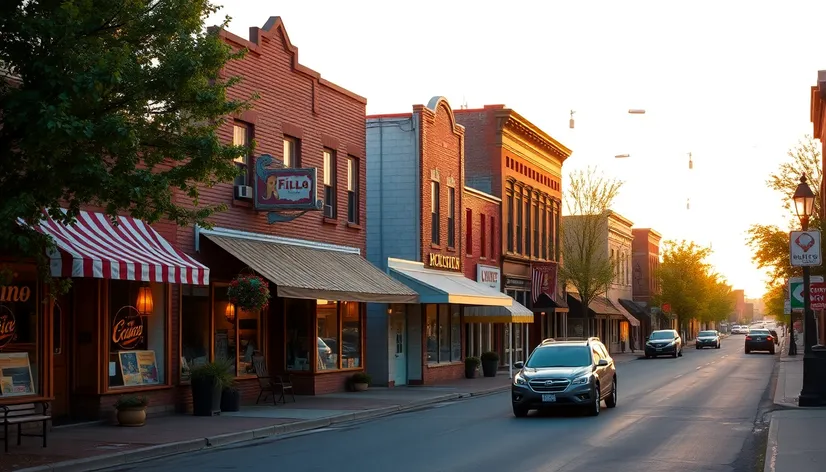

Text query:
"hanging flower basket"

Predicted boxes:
[[227, 274, 271, 311]]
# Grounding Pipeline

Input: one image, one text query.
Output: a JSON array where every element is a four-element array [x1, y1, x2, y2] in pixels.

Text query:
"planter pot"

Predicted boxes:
[[353, 382, 369, 392], [481, 359, 498, 377], [191, 377, 222, 416], [221, 388, 241, 412], [116, 407, 146, 427], [465, 364, 478, 379]]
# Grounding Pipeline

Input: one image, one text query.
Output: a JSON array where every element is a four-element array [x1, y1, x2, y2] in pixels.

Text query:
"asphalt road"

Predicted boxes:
[[110, 337, 776, 472]]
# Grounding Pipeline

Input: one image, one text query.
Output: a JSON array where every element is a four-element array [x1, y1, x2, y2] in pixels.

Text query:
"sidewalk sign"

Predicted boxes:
[[790, 231, 822, 267], [788, 276, 825, 311]]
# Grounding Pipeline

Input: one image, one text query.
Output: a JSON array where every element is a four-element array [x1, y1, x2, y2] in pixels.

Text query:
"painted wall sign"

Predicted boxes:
[[0, 285, 31, 303], [254, 154, 323, 213], [504, 277, 531, 289], [111, 306, 146, 351], [428, 253, 461, 271], [0, 307, 16, 349], [477, 264, 501, 291]]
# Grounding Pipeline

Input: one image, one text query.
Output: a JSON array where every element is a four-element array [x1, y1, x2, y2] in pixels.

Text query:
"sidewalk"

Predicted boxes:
[[5, 374, 514, 472], [764, 330, 826, 472]]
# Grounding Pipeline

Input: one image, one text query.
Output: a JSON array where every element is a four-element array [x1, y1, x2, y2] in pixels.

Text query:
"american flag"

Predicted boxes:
[[531, 262, 558, 303]]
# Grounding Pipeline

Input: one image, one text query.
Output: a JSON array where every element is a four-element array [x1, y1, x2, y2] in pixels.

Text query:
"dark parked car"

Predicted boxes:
[[769, 329, 780, 345], [511, 337, 617, 417], [696, 330, 721, 349], [745, 328, 776, 354], [644, 330, 683, 358]]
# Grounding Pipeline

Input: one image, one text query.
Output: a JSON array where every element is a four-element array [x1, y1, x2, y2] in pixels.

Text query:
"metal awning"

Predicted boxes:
[[24, 208, 209, 284], [199, 227, 418, 303], [464, 298, 534, 324], [608, 299, 640, 327], [387, 258, 513, 307]]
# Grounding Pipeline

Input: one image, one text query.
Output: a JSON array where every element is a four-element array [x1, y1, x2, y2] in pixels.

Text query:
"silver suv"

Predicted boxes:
[[511, 337, 617, 417]]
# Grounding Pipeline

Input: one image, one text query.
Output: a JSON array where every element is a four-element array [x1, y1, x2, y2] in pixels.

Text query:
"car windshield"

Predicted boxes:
[[525, 346, 591, 368], [649, 331, 676, 340], [750, 329, 770, 335], [699, 331, 717, 336]]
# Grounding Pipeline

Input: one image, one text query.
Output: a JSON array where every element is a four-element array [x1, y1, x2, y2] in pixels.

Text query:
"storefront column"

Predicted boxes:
[[476, 324, 483, 357], [508, 323, 513, 379]]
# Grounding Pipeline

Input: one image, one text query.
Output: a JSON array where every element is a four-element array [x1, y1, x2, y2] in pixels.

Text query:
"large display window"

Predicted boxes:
[[0, 276, 40, 398], [107, 281, 168, 389], [426, 304, 462, 364], [286, 299, 363, 373]]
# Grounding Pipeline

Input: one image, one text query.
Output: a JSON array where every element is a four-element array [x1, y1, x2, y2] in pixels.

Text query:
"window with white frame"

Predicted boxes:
[[323, 149, 336, 218], [347, 156, 358, 223]]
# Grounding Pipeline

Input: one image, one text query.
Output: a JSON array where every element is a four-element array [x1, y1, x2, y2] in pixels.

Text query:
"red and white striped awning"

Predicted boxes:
[[23, 209, 209, 285]]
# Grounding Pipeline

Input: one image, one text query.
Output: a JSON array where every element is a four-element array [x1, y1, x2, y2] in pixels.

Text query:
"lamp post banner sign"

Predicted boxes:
[[790, 231, 822, 267]]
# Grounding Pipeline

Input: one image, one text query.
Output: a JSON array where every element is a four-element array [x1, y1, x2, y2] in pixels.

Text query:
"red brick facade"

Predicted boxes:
[[631, 228, 661, 305], [463, 188, 501, 281]]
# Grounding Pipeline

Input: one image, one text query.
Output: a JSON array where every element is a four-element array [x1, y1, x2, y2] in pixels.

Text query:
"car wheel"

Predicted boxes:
[[745, 348, 751, 354], [716, 343, 721, 349], [605, 378, 618, 408], [696, 345, 701, 350], [678, 348, 683, 357], [512, 405, 529, 418], [586, 384, 601, 416], [672, 349, 678, 358]]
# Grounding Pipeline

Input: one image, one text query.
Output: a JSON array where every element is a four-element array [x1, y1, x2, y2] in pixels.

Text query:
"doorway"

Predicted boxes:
[[52, 293, 72, 423], [390, 311, 406, 386]]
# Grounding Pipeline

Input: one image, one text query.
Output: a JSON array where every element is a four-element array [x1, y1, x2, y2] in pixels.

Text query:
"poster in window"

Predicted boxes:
[[118, 350, 159, 387], [0, 352, 34, 397]]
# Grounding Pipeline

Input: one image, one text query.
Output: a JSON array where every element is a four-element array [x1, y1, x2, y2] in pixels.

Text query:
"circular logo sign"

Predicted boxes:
[[0, 306, 16, 349], [111, 306, 144, 350]]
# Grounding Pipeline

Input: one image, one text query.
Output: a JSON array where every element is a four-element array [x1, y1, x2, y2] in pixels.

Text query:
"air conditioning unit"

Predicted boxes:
[[235, 185, 253, 199], [323, 205, 334, 218]]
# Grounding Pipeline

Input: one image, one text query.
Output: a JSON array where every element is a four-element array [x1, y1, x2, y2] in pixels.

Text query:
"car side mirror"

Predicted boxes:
[[597, 359, 609, 367], [513, 361, 524, 369]]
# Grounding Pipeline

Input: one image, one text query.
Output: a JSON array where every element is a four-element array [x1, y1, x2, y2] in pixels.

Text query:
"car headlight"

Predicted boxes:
[[513, 373, 527, 386], [571, 375, 590, 385], [666, 341, 675, 346], [645, 342, 653, 347]]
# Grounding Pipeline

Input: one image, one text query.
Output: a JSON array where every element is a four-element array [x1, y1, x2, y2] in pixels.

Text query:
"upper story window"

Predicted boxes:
[[490, 216, 496, 259], [431, 181, 440, 245], [283, 136, 299, 167], [233, 123, 251, 187], [347, 156, 359, 224], [447, 187, 455, 248], [465, 209, 472, 255], [507, 196, 514, 253], [541, 204, 547, 259], [524, 197, 531, 256], [533, 203, 540, 258], [323, 149, 336, 218], [481, 214, 487, 258], [515, 192, 523, 254]]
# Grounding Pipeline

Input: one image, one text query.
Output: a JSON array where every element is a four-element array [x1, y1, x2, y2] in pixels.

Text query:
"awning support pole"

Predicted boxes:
[[508, 322, 513, 379]]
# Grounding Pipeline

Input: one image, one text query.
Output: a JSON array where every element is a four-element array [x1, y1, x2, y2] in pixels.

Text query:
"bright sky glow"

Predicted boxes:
[[209, 0, 826, 298]]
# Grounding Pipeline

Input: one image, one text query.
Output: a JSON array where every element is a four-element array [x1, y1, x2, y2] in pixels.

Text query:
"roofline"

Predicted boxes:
[[606, 210, 634, 228], [211, 16, 366, 105], [497, 109, 572, 161], [463, 186, 502, 204], [367, 113, 413, 120], [632, 227, 663, 240]]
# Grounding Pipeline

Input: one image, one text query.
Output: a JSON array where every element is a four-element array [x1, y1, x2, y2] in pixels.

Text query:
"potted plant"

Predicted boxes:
[[113, 395, 149, 427], [480, 351, 499, 377], [220, 383, 240, 412], [464, 356, 480, 378], [227, 274, 271, 311], [190, 357, 234, 416], [351, 372, 371, 392]]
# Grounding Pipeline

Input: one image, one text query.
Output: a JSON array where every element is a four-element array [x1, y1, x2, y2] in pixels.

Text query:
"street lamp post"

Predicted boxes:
[[793, 174, 826, 406]]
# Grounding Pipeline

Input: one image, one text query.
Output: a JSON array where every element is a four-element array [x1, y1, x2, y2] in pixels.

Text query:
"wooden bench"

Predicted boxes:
[[1, 401, 50, 453]]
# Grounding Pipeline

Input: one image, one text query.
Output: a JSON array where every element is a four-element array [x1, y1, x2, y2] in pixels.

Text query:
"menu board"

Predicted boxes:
[[0, 352, 35, 397], [118, 350, 160, 387]]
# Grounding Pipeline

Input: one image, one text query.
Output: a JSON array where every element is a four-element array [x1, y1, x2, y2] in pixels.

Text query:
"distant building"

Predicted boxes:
[[732, 290, 746, 322]]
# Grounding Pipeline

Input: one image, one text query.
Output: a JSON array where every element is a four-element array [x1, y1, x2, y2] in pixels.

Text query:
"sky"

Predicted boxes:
[[207, 1, 826, 299]]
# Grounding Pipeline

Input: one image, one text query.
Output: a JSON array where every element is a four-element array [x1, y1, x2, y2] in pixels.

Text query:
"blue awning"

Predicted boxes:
[[387, 258, 513, 307]]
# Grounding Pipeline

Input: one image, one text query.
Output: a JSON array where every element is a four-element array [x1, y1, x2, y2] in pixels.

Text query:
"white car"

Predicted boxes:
[[731, 325, 750, 335]]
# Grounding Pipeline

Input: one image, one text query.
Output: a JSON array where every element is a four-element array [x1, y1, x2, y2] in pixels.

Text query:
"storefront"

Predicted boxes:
[[384, 258, 514, 385], [566, 293, 639, 353], [0, 209, 210, 423], [192, 226, 418, 395]]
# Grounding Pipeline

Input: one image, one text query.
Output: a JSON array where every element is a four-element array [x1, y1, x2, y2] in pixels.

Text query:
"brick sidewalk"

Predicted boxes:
[[3, 374, 512, 472]]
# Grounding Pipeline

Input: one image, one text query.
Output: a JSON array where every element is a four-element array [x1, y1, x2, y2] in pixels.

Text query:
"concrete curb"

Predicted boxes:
[[763, 410, 779, 472], [14, 387, 510, 472]]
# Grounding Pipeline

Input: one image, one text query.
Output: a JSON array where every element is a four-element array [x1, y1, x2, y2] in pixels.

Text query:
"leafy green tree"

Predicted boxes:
[[746, 135, 824, 287], [0, 0, 252, 286], [655, 240, 714, 334], [559, 167, 623, 337], [763, 282, 785, 320]]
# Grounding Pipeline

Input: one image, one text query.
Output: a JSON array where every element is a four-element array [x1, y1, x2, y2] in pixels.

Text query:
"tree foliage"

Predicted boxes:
[[559, 167, 623, 336], [763, 282, 785, 320], [746, 135, 824, 289], [0, 0, 253, 285], [655, 240, 734, 332]]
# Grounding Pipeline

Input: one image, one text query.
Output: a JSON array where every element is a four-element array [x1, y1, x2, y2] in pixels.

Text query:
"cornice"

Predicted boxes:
[[496, 109, 572, 162], [501, 132, 565, 176]]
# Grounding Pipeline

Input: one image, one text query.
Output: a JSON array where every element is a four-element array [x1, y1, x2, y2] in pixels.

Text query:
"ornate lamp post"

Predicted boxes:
[[793, 174, 826, 406]]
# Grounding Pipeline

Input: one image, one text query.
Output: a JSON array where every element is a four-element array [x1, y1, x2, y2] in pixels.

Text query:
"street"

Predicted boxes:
[[108, 339, 776, 472]]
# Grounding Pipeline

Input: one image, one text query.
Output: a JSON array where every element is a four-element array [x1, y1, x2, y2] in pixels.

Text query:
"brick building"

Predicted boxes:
[[455, 105, 570, 365], [621, 227, 663, 342], [365, 97, 513, 386], [810, 71, 826, 344]]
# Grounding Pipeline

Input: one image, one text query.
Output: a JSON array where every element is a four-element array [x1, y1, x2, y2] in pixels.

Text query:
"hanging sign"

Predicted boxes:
[[790, 231, 822, 267], [111, 306, 146, 351], [253, 154, 323, 223], [0, 307, 15, 349]]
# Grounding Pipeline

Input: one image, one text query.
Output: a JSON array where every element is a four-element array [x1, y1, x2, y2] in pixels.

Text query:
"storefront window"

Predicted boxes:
[[212, 284, 262, 378], [451, 307, 462, 361], [0, 277, 39, 398], [181, 285, 209, 382], [316, 300, 338, 370], [341, 301, 361, 369], [427, 304, 462, 364], [286, 298, 312, 371], [108, 281, 166, 389]]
